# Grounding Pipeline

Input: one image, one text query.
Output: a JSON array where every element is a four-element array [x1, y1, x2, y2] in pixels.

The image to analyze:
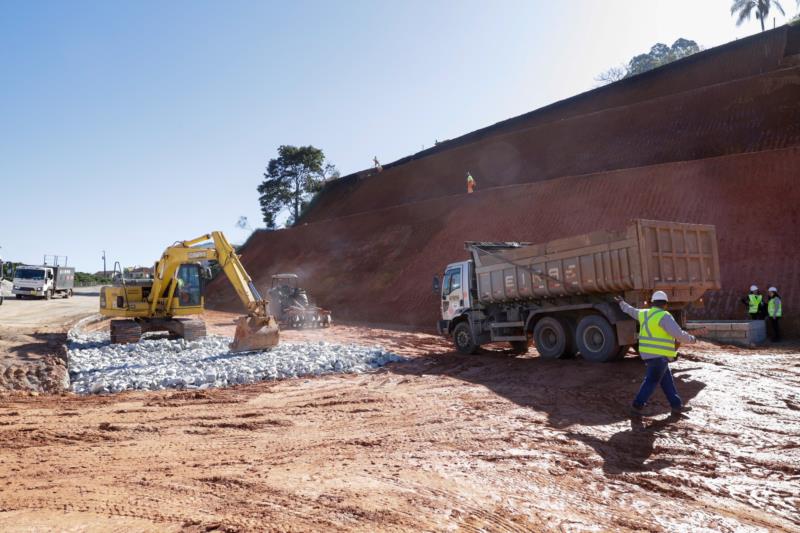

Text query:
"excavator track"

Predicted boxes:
[[110, 320, 142, 344], [174, 318, 207, 342]]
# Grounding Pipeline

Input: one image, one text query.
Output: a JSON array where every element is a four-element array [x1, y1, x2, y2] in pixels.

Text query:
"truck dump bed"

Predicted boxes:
[[469, 219, 720, 305]]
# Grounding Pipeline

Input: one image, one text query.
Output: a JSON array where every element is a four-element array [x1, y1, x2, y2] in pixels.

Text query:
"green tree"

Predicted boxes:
[[731, 0, 785, 31], [257, 145, 339, 229], [596, 38, 702, 84]]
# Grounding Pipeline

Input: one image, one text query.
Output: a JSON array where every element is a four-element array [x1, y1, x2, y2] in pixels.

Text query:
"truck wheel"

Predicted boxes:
[[16, 295, 22, 300], [533, 317, 570, 359], [576, 315, 620, 363], [453, 322, 479, 355], [509, 340, 530, 355], [65, 289, 73, 299]]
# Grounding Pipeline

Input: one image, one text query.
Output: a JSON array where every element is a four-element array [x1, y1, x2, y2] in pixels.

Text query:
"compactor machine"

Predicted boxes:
[[268, 273, 332, 328], [99, 231, 279, 352]]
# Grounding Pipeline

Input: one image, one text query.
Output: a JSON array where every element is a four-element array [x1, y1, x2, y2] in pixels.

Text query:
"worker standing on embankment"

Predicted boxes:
[[466, 171, 476, 193], [615, 291, 699, 417]]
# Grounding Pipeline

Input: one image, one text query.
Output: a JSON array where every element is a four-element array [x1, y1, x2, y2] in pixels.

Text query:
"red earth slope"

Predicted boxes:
[[208, 147, 799, 334]]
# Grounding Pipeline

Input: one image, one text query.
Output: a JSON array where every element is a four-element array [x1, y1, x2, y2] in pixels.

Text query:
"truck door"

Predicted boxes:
[[441, 264, 465, 320]]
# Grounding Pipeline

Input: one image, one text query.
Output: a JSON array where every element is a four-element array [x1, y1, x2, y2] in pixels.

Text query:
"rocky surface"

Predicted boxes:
[[67, 329, 402, 395]]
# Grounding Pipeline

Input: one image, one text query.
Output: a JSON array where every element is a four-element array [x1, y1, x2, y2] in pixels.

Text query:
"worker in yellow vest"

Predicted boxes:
[[616, 291, 702, 417], [767, 286, 783, 342], [741, 285, 764, 320]]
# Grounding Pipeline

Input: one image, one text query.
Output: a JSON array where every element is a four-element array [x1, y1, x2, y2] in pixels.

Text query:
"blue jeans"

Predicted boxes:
[[633, 357, 682, 409]]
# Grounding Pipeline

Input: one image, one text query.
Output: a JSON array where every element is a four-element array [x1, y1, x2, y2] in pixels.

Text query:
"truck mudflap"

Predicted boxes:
[[615, 319, 637, 346], [437, 320, 450, 336]]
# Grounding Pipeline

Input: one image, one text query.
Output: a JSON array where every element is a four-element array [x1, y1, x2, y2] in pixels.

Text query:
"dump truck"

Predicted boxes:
[[12, 264, 75, 300], [435, 219, 720, 362]]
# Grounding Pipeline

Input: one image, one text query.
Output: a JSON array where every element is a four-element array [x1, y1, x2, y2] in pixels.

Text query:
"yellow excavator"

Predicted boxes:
[[99, 231, 279, 352]]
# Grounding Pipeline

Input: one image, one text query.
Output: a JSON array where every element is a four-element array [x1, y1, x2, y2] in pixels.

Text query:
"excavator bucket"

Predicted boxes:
[[230, 315, 280, 353]]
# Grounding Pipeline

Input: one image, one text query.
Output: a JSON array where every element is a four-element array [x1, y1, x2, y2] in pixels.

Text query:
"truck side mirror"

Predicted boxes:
[[432, 275, 440, 293]]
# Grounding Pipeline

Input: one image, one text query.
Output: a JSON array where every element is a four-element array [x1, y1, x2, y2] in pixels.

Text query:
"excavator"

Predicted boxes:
[[98, 231, 279, 352]]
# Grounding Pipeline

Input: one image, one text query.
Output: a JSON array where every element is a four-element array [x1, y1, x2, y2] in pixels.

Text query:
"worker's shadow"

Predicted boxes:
[[569, 415, 680, 474], [389, 350, 704, 474]]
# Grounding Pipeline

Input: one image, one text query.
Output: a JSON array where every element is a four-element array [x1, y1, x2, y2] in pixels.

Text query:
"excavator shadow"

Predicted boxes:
[[389, 350, 705, 474]]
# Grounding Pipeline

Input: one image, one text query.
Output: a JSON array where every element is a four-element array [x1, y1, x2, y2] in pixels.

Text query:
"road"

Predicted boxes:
[[0, 312, 797, 531], [0, 286, 99, 393], [0, 286, 99, 329]]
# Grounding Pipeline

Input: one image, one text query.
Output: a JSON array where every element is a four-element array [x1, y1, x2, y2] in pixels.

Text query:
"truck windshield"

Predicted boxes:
[[15, 269, 45, 280]]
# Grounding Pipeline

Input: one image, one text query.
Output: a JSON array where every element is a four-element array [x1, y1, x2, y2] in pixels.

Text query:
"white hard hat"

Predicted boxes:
[[651, 290, 669, 302], [750, 285, 758, 291], [768, 286, 777, 292]]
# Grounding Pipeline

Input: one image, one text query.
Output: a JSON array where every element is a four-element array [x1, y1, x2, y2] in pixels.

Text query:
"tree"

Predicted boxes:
[[595, 64, 627, 84], [257, 145, 338, 229], [596, 38, 702, 85], [731, 0, 785, 31]]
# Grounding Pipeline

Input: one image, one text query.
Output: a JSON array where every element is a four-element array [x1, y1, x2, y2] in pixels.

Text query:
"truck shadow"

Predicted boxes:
[[390, 350, 705, 474]]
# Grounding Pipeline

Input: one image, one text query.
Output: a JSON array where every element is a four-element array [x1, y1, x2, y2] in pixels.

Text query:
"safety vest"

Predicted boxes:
[[768, 297, 782, 318], [748, 294, 762, 314], [638, 308, 677, 359]]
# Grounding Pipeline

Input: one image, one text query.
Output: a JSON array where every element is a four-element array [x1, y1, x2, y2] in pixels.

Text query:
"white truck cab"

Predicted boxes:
[[438, 260, 473, 322], [12, 265, 75, 300]]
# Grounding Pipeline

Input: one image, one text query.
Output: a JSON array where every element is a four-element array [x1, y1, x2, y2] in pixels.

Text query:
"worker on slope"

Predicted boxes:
[[616, 291, 700, 417], [741, 285, 764, 320], [466, 171, 476, 193], [373, 156, 383, 173], [767, 286, 782, 342]]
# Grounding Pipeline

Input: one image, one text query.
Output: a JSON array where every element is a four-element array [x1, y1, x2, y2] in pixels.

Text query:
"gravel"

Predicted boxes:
[[67, 329, 403, 395]]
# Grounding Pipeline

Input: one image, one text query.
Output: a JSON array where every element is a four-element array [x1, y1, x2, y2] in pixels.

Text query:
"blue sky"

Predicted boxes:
[[1, 0, 795, 271]]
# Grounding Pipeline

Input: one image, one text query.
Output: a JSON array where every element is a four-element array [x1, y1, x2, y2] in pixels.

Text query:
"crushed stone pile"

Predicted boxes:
[[67, 330, 402, 395]]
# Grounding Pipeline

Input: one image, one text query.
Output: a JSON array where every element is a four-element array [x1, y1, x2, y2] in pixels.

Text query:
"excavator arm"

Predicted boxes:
[[208, 231, 269, 318]]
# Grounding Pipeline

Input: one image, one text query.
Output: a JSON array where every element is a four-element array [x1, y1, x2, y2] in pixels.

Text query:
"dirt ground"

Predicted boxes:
[[0, 309, 798, 532], [0, 287, 99, 392]]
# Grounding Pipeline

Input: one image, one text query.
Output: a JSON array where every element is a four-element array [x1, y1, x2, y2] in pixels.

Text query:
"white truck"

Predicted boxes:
[[12, 264, 75, 300]]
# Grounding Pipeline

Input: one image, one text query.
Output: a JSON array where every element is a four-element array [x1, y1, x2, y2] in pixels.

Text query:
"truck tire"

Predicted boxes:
[[453, 322, 479, 355], [509, 340, 530, 355], [533, 317, 570, 359], [65, 289, 73, 299], [576, 315, 620, 363], [16, 295, 22, 300]]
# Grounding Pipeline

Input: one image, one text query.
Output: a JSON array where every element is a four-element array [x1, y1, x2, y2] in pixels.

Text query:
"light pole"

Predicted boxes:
[[102, 250, 107, 278]]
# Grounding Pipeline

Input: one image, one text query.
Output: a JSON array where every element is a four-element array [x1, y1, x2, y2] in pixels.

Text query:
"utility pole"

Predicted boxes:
[[102, 250, 107, 277]]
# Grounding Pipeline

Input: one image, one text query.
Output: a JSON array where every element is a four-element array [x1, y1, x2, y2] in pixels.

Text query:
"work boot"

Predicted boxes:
[[670, 405, 692, 416], [630, 404, 645, 417]]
